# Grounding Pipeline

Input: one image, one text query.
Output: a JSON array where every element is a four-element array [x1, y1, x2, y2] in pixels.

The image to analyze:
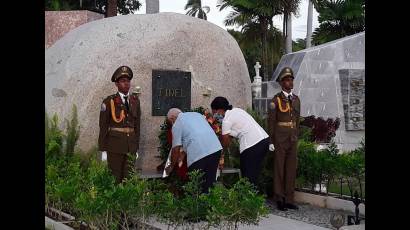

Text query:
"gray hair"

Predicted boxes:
[[167, 108, 182, 120]]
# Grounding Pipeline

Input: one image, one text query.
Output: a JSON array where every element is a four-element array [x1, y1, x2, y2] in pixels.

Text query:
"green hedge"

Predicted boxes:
[[297, 139, 365, 199], [46, 154, 269, 229], [45, 108, 268, 230]]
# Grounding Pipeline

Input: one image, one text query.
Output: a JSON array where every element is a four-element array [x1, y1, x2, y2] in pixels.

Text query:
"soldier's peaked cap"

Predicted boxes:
[[276, 67, 294, 82], [111, 66, 133, 82]]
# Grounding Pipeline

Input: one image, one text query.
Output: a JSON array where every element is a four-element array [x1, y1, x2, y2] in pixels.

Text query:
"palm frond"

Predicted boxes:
[[217, 0, 231, 11], [224, 10, 241, 26], [202, 6, 210, 13], [198, 9, 207, 20], [186, 8, 199, 17], [184, 0, 199, 10]]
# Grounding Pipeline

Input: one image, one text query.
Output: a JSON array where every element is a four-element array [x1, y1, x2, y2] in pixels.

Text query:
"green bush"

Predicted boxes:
[[64, 105, 80, 156], [207, 178, 269, 230], [45, 105, 80, 159], [74, 158, 119, 229], [44, 106, 275, 229], [337, 143, 365, 198], [155, 185, 181, 228], [157, 119, 171, 161], [299, 125, 313, 142], [297, 140, 321, 190], [45, 154, 84, 214], [180, 170, 208, 222], [321, 144, 339, 195], [45, 113, 63, 159], [296, 139, 365, 199]]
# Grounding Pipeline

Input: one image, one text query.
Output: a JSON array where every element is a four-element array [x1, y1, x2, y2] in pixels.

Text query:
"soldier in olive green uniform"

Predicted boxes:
[[98, 66, 141, 183], [268, 67, 301, 211]]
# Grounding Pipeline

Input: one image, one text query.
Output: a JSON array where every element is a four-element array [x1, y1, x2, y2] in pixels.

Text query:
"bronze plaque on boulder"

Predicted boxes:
[[152, 70, 191, 116]]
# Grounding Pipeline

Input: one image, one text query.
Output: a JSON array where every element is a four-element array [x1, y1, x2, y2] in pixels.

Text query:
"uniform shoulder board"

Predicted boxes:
[[101, 94, 115, 111], [102, 94, 115, 103], [269, 101, 276, 110], [269, 97, 277, 110], [106, 94, 117, 100], [273, 94, 280, 100], [100, 102, 107, 112]]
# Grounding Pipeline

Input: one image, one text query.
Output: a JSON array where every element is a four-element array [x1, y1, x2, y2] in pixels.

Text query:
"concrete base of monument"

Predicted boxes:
[[294, 191, 365, 216], [45, 216, 75, 230], [45, 207, 89, 230]]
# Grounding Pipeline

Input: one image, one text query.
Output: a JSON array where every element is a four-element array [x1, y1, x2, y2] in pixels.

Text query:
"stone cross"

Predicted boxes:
[[254, 61, 261, 79], [251, 62, 262, 98]]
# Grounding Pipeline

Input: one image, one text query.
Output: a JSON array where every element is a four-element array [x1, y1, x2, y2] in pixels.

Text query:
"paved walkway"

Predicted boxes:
[[149, 214, 331, 230], [237, 214, 331, 230]]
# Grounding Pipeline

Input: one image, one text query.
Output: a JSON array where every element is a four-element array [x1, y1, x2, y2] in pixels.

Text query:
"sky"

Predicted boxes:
[[136, 0, 320, 40]]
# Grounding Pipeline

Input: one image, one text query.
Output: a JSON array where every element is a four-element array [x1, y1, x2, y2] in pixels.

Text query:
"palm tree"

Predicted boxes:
[[45, 0, 79, 10], [103, 0, 142, 16], [228, 25, 283, 81], [293, 38, 306, 51], [306, 0, 322, 48], [107, 0, 118, 17], [217, 0, 281, 80], [312, 0, 364, 45], [185, 0, 210, 20], [306, 0, 314, 48], [280, 0, 302, 54]]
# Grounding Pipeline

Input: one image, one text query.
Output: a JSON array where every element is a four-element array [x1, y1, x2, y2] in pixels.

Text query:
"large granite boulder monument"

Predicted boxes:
[[45, 12, 251, 171]]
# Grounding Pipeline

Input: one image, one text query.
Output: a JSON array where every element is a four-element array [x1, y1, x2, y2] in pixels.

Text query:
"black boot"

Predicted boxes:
[[276, 200, 288, 211], [285, 203, 299, 210]]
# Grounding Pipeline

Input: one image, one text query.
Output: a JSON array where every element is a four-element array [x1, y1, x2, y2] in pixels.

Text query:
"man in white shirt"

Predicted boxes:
[[211, 97, 270, 187]]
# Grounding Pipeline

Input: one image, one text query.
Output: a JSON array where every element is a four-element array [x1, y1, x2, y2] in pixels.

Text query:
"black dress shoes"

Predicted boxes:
[[276, 201, 288, 211], [285, 203, 299, 210]]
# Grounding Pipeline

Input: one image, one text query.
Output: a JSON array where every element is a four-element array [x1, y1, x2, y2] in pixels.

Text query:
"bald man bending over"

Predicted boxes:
[[166, 108, 222, 193]]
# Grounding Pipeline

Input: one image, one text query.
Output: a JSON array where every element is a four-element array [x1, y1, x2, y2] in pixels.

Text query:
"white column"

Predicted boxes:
[[286, 14, 293, 54], [146, 0, 159, 14], [306, 0, 313, 48]]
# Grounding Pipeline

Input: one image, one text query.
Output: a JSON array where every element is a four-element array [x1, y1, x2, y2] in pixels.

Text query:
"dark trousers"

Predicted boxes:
[[240, 138, 270, 186], [107, 152, 131, 183], [188, 150, 221, 193], [273, 139, 297, 204]]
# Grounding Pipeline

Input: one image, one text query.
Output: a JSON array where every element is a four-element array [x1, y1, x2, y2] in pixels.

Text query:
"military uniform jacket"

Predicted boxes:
[[98, 92, 141, 154], [268, 92, 301, 145]]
